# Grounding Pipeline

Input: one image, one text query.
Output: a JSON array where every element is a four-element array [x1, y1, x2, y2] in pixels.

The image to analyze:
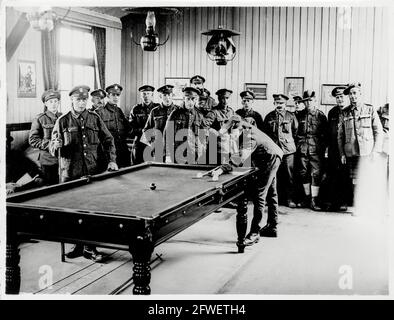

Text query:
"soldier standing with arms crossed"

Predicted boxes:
[[129, 85, 160, 164]]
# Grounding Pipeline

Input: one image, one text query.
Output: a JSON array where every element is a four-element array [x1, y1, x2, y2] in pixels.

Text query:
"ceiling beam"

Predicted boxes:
[[6, 12, 30, 62]]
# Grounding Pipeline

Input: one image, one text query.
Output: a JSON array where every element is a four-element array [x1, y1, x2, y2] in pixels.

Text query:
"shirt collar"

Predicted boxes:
[[105, 102, 117, 112], [45, 110, 60, 120], [71, 108, 88, 119]]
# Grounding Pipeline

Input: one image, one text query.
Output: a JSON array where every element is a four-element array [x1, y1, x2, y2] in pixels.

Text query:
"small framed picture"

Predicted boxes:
[[17, 60, 37, 98], [284, 77, 304, 106], [244, 83, 267, 100], [165, 77, 190, 101], [321, 84, 346, 105]]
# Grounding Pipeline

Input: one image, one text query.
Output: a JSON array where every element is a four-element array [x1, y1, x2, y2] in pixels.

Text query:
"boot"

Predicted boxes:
[[259, 224, 278, 237], [310, 197, 321, 211], [244, 232, 260, 246], [83, 246, 104, 263], [66, 244, 84, 259]]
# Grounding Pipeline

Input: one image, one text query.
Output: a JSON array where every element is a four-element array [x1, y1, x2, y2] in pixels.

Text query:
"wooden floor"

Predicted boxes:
[[18, 205, 389, 296]]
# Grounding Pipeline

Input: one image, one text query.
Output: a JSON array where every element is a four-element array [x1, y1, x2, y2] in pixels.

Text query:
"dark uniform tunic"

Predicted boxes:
[[377, 103, 389, 156], [29, 110, 62, 184], [235, 125, 284, 235], [142, 103, 177, 161], [205, 104, 236, 164], [164, 105, 207, 164], [129, 102, 160, 164], [295, 107, 328, 186], [96, 102, 131, 168], [263, 109, 298, 203], [236, 108, 264, 131], [322, 105, 352, 208], [49, 108, 117, 183]]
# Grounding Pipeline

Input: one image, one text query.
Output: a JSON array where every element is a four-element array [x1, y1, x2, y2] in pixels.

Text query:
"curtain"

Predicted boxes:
[[41, 26, 59, 90], [92, 26, 106, 89]]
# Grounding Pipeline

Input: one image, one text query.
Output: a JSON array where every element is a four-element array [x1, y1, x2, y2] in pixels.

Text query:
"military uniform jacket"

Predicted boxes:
[[236, 108, 264, 131], [49, 108, 117, 182], [327, 105, 342, 161], [263, 109, 298, 155], [164, 106, 209, 158], [338, 103, 383, 157], [237, 125, 284, 168], [144, 103, 177, 134], [205, 104, 235, 131], [129, 102, 160, 141], [95, 102, 130, 163], [29, 110, 62, 166], [295, 108, 328, 155], [377, 104, 389, 155]]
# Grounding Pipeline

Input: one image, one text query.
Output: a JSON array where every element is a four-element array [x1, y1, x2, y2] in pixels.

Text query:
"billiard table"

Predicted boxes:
[[6, 162, 258, 295]]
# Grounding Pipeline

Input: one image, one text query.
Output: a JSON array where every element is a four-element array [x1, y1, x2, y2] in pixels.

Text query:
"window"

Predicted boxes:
[[58, 25, 97, 111]]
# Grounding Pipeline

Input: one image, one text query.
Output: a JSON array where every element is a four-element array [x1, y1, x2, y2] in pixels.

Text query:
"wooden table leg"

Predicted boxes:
[[129, 229, 154, 295], [236, 196, 248, 253], [6, 229, 20, 294]]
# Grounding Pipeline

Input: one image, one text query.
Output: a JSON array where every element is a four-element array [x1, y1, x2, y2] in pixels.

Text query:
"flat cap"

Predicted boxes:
[[138, 85, 155, 92], [106, 84, 123, 94], [91, 89, 107, 99], [216, 88, 233, 97], [157, 85, 174, 94], [199, 88, 211, 100], [344, 82, 361, 95], [69, 85, 90, 98], [190, 75, 205, 84], [300, 90, 316, 102], [273, 93, 289, 102], [240, 90, 255, 99], [293, 95, 302, 102], [182, 86, 201, 96], [331, 86, 347, 97], [41, 89, 60, 103]]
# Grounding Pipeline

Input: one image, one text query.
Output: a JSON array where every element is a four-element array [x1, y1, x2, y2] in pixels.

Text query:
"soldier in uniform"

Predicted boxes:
[[338, 82, 383, 195], [221, 115, 283, 246], [292, 95, 306, 206], [322, 86, 350, 211], [293, 95, 305, 114], [377, 103, 389, 158], [236, 90, 264, 131], [263, 94, 298, 208], [95, 84, 131, 168], [205, 88, 236, 164], [49, 85, 118, 262], [90, 89, 106, 112], [295, 90, 328, 210], [129, 85, 160, 164], [29, 89, 62, 185], [190, 75, 217, 112], [164, 87, 203, 163], [141, 85, 177, 161]]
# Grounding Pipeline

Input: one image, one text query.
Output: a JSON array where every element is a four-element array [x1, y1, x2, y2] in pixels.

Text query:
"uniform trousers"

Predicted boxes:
[[298, 152, 323, 186], [237, 155, 281, 233]]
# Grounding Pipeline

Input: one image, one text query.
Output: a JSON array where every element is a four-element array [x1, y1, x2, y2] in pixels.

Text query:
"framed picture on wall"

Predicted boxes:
[[321, 84, 346, 105], [244, 83, 267, 100], [165, 77, 190, 101], [17, 60, 37, 98], [284, 77, 304, 106]]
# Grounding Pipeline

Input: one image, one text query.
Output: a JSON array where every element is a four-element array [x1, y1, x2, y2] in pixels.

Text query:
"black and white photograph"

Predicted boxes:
[[0, 0, 393, 302]]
